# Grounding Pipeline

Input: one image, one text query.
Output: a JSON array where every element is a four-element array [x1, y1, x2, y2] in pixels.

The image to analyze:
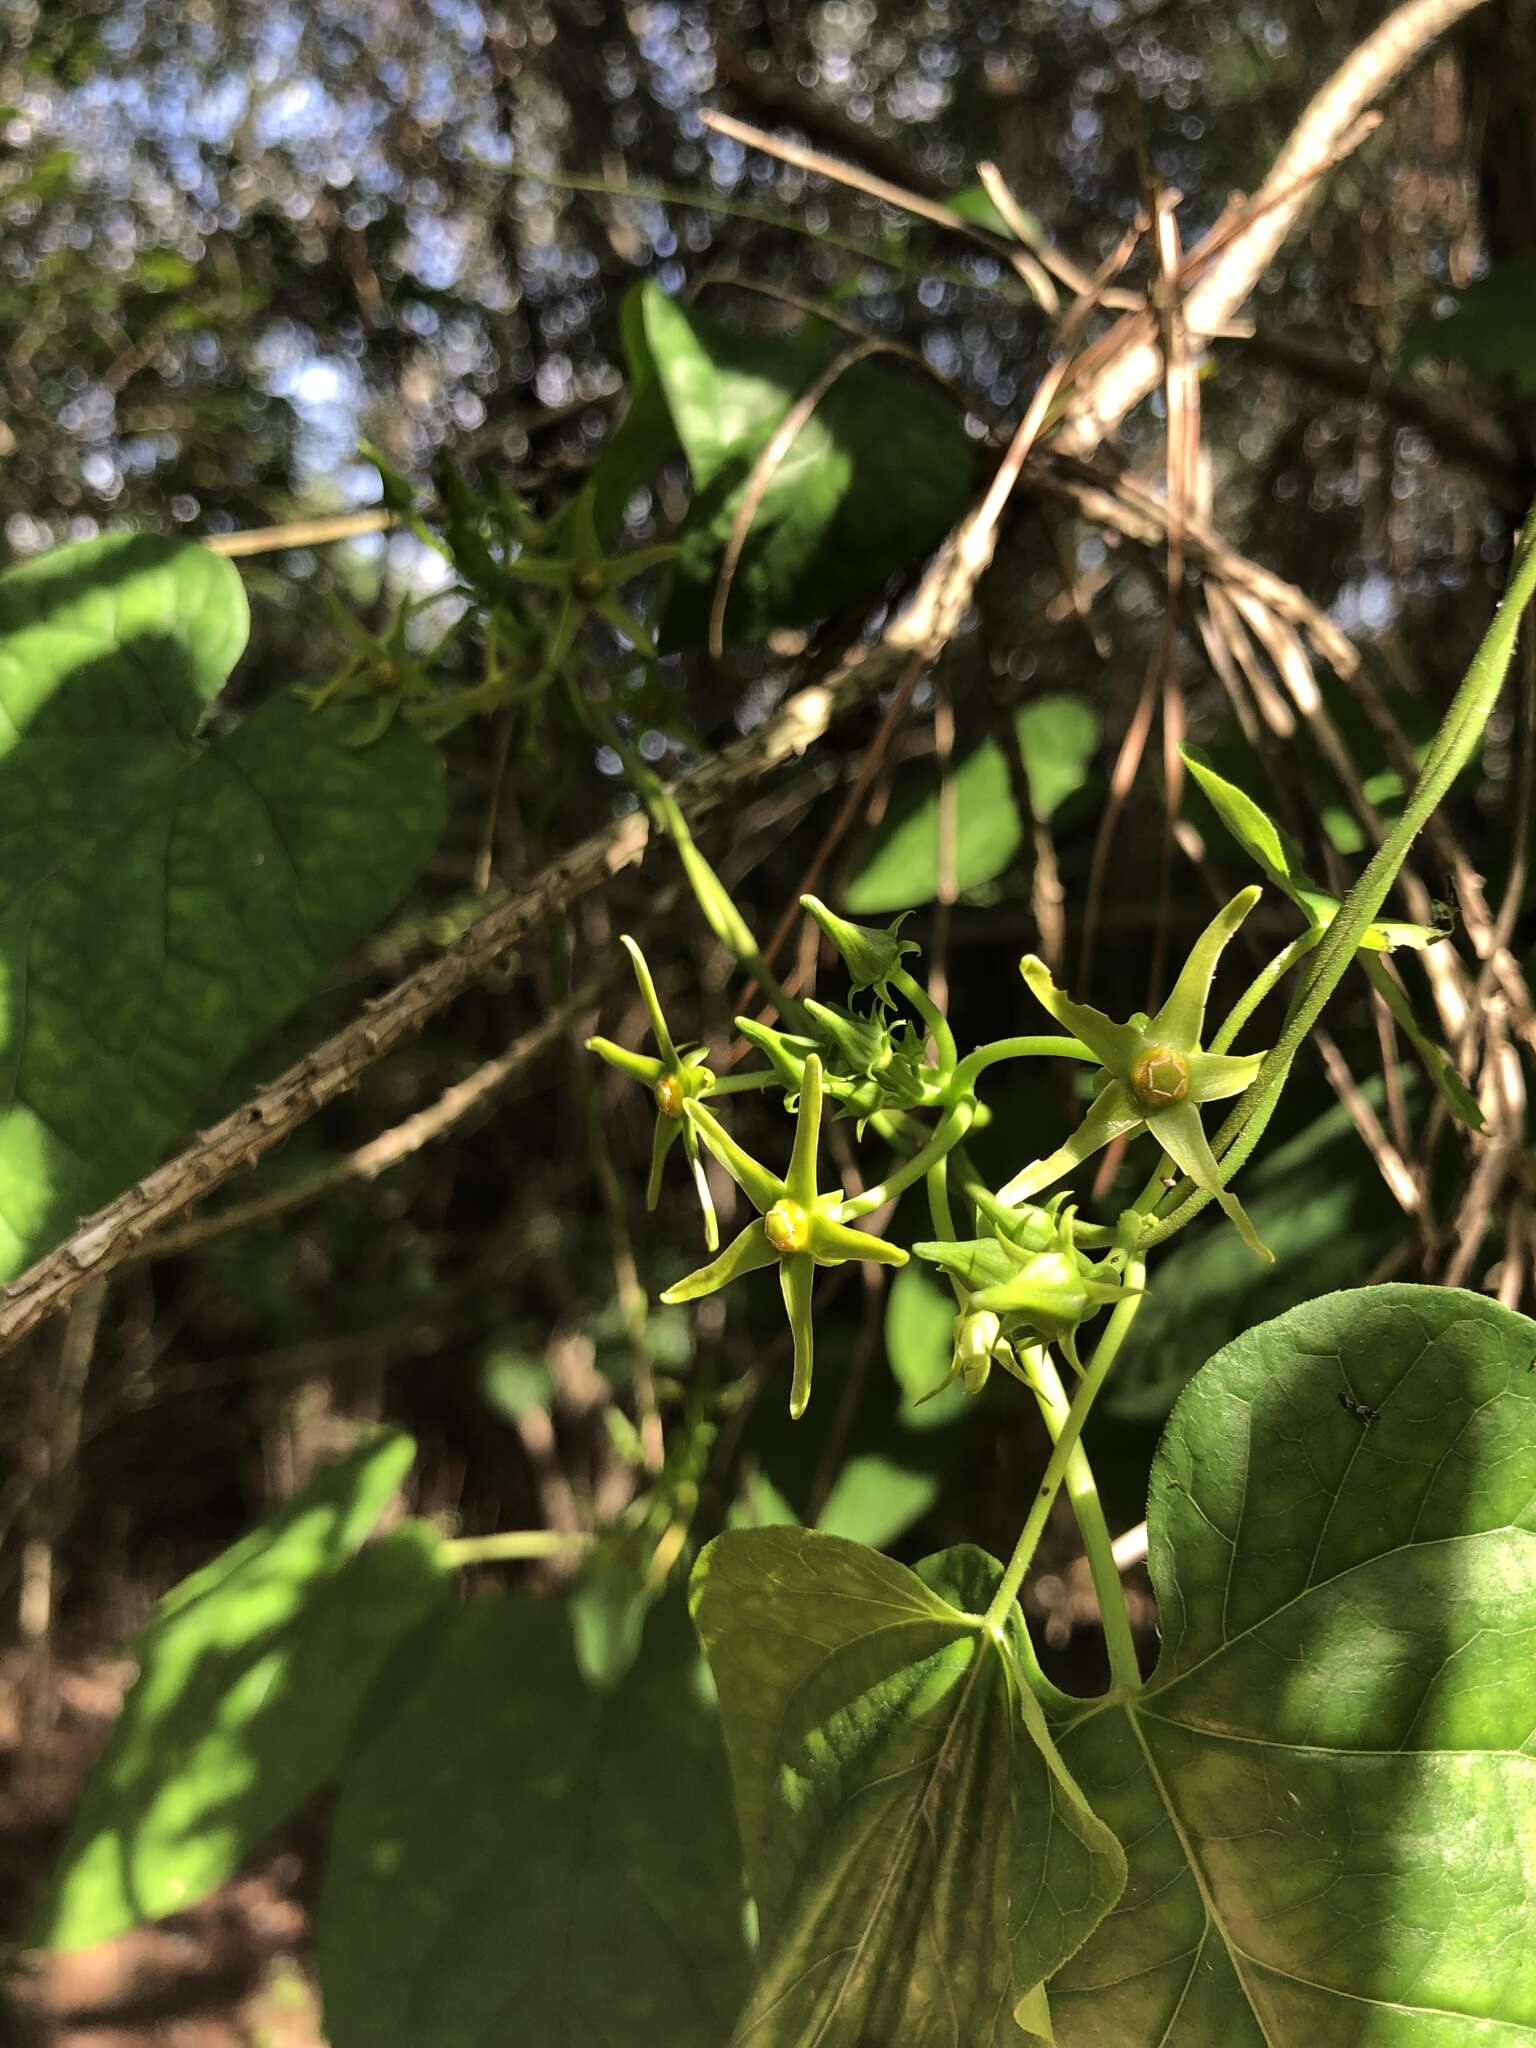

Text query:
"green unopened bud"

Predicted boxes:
[[736, 1017, 818, 1093], [955, 1309, 1006, 1395], [1128, 1043, 1190, 1111], [804, 999, 893, 1080], [800, 895, 919, 1002]]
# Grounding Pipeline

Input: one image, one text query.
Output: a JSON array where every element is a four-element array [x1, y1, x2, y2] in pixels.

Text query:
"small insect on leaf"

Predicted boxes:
[[1337, 1390, 1379, 1425]]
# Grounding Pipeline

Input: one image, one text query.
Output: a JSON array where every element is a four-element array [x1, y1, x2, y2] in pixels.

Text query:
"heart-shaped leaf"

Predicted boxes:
[[615, 281, 972, 648], [1046, 1285, 1536, 2042], [316, 1594, 751, 2048], [33, 1432, 446, 1950], [0, 534, 446, 1275], [691, 1528, 1124, 2044]]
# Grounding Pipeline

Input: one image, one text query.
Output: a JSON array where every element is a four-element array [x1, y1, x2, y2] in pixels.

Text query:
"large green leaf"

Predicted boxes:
[[316, 1593, 751, 2048], [0, 533, 446, 1276], [692, 1529, 1125, 2045], [1399, 257, 1536, 396], [847, 697, 1098, 913], [33, 1432, 445, 1950], [1047, 1286, 1536, 2043], [626, 282, 972, 648], [1104, 1087, 1408, 1421]]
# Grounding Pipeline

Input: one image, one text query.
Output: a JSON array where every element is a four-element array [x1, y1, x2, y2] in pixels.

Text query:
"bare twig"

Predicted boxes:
[[207, 510, 397, 557], [137, 990, 599, 1262], [1053, 0, 1490, 452], [709, 337, 886, 656]]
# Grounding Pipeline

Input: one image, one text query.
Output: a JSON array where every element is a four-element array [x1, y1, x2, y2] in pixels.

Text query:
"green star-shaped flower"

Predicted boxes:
[[661, 1055, 907, 1419], [586, 935, 719, 1250], [507, 484, 676, 674], [1004, 886, 1273, 1260]]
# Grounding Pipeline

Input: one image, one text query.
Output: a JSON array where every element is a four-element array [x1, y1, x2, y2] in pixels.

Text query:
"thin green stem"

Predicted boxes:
[[891, 964, 960, 1076], [982, 1261, 1146, 1637], [706, 1069, 780, 1096], [1146, 505, 1536, 1250], [840, 1104, 975, 1219], [439, 1530, 595, 1566], [949, 1034, 1096, 1100], [1025, 1347, 1142, 1690], [1208, 928, 1322, 1056]]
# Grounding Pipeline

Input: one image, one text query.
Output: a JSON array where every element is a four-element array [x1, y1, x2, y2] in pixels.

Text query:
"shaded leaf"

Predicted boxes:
[[34, 1434, 442, 1950], [1182, 745, 1445, 952], [316, 1595, 750, 2048], [849, 698, 1098, 913], [1048, 1286, 1536, 2042], [817, 1451, 941, 1549], [886, 1259, 968, 1428], [630, 282, 972, 648], [692, 1528, 1124, 2045], [0, 535, 446, 1277], [1399, 257, 1536, 396]]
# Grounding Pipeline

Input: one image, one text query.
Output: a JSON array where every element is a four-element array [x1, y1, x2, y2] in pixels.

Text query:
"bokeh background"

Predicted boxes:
[[2, 0, 1534, 2037]]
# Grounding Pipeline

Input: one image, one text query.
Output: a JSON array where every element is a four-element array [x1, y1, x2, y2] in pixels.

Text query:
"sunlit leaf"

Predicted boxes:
[[1047, 1286, 1536, 2042], [33, 1433, 444, 1951], [693, 1529, 1125, 2045], [625, 281, 972, 647], [0, 535, 446, 1277], [317, 1595, 750, 2048]]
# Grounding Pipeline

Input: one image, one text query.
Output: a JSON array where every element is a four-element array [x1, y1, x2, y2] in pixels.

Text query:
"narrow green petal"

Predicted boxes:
[[686, 1099, 784, 1213], [1184, 1048, 1265, 1102], [781, 1254, 817, 1419], [785, 1053, 825, 1207], [1019, 957, 1142, 1078], [660, 1220, 779, 1304], [1147, 885, 1262, 1050], [586, 1036, 666, 1088], [646, 1113, 682, 1211], [810, 1210, 909, 1269], [618, 934, 679, 1065], [595, 596, 660, 661], [503, 556, 576, 589], [997, 1082, 1144, 1204], [568, 482, 603, 568], [683, 1121, 720, 1253], [1149, 1099, 1273, 1262]]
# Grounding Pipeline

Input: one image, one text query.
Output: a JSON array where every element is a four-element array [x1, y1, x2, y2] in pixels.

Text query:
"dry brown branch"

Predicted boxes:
[[137, 990, 599, 1262], [710, 37, 951, 204], [1053, 0, 1491, 452]]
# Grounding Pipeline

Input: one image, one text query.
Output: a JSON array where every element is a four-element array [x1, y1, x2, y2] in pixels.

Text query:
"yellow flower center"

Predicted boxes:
[[575, 566, 607, 601], [654, 1073, 686, 1119], [765, 1198, 812, 1254], [1128, 1043, 1190, 1110]]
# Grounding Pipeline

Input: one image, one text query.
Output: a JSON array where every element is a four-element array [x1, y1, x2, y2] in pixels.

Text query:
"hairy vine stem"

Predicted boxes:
[[1148, 509, 1536, 1250]]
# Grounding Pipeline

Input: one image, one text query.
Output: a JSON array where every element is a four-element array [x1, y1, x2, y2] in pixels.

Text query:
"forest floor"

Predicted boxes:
[[0, 1652, 325, 2048]]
